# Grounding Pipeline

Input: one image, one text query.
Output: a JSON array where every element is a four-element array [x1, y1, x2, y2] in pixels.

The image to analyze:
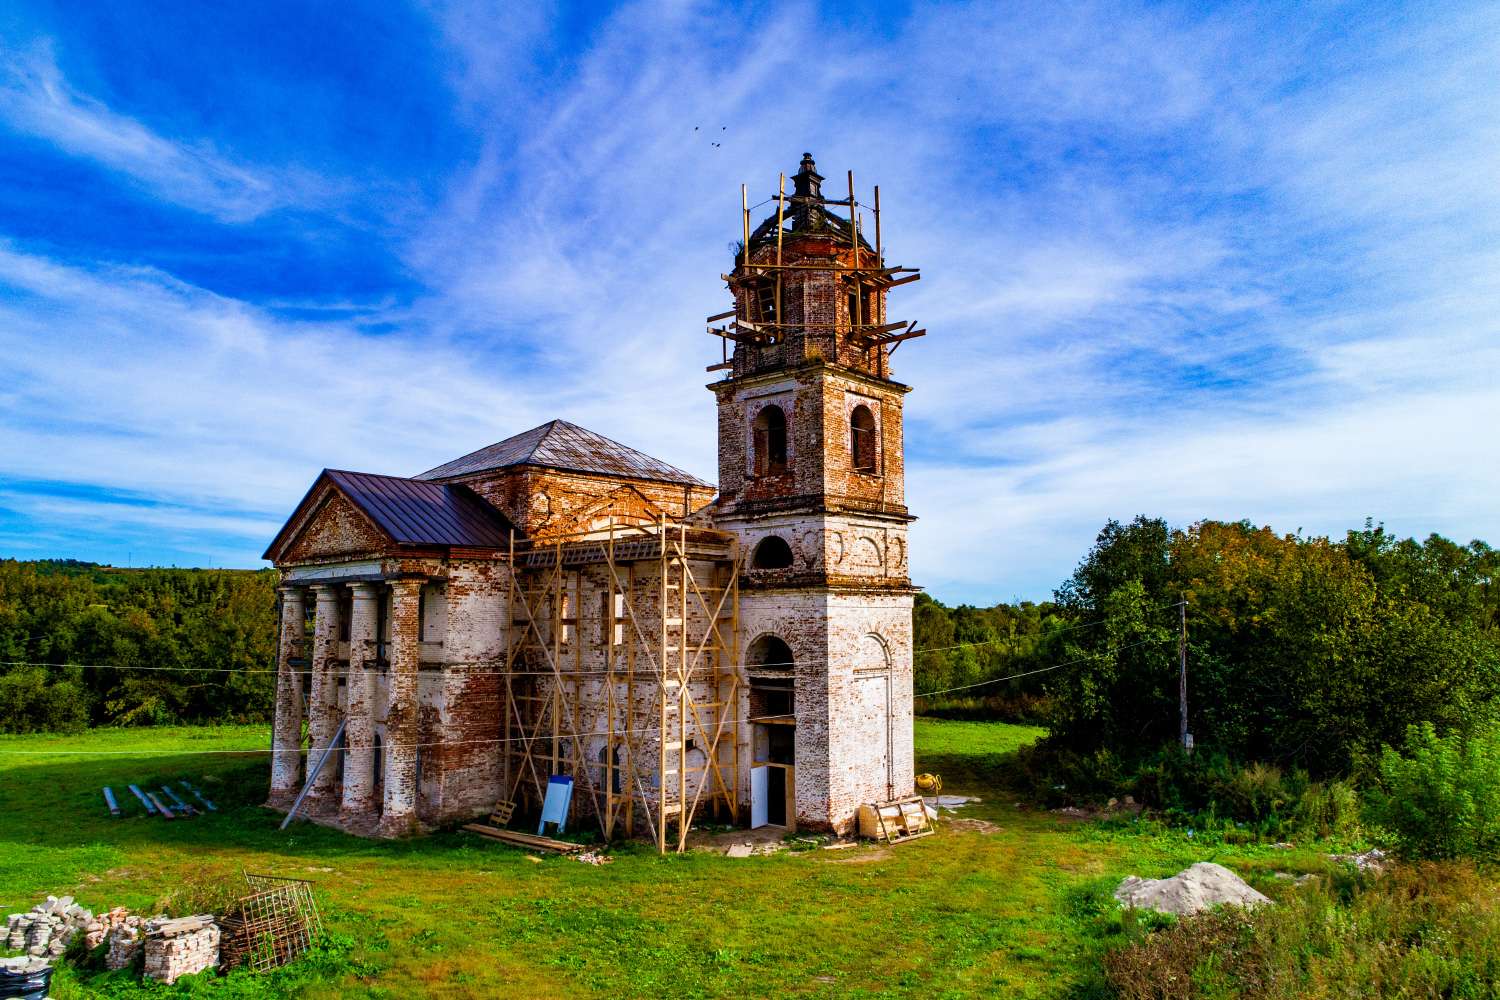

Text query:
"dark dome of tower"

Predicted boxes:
[[745, 153, 874, 256]]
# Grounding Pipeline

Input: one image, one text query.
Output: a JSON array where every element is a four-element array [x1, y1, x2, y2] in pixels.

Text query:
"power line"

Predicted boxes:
[[912, 638, 1163, 699], [0, 599, 1186, 680], [0, 635, 1174, 757]]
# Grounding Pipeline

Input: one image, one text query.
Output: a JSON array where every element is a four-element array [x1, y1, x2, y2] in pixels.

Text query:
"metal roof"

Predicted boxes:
[[415, 419, 710, 487], [323, 470, 513, 548]]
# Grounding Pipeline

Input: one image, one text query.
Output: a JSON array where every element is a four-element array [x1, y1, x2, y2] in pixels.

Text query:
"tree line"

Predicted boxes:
[[4, 517, 1495, 755], [1047, 518, 1500, 776], [0, 560, 277, 731]]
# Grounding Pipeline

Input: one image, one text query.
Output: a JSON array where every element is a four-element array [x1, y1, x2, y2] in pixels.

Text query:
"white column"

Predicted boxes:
[[269, 586, 306, 799], [341, 582, 380, 816], [379, 578, 424, 836], [305, 583, 342, 803]]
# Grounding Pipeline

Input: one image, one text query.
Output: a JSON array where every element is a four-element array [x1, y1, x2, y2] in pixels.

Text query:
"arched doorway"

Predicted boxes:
[[747, 633, 795, 830]]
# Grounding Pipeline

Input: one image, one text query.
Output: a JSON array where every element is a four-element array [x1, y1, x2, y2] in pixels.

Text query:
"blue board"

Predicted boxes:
[[538, 775, 574, 836]]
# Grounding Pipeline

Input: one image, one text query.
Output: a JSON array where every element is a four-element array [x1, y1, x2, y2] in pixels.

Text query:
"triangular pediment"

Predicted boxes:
[[270, 482, 393, 564]]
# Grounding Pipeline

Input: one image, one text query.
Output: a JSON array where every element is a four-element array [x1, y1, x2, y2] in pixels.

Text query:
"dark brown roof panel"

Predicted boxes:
[[415, 419, 710, 487], [323, 470, 513, 548]]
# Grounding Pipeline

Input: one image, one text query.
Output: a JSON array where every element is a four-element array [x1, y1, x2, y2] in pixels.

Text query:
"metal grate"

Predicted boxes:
[[220, 873, 323, 973]]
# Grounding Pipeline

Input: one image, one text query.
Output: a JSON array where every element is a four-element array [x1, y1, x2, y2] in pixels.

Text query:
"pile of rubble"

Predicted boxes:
[[4, 897, 219, 984], [1115, 862, 1272, 916], [3, 896, 134, 959], [1330, 847, 1389, 872], [5, 877, 320, 986]]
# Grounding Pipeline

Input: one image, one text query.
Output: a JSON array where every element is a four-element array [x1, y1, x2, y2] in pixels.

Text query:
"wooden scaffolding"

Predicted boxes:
[[500, 518, 742, 853]]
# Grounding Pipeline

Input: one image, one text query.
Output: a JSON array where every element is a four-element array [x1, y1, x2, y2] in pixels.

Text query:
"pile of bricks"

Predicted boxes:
[[5, 895, 91, 958], [105, 916, 148, 971], [87, 907, 138, 951], [4, 897, 141, 961], [142, 914, 220, 984]]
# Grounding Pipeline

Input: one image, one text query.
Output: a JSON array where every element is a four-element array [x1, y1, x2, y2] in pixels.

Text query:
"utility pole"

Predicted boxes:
[[1178, 599, 1189, 750]]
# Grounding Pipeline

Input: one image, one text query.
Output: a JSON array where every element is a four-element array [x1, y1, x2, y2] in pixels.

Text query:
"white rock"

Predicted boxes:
[[1115, 861, 1272, 916]]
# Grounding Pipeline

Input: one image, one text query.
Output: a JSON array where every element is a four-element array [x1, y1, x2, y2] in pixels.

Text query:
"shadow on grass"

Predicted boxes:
[[913, 719, 1045, 797], [0, 750, 508, 869]]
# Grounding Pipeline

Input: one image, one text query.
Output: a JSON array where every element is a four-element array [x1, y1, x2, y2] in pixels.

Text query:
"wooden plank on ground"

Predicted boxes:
[[461, 823, 583, 853]]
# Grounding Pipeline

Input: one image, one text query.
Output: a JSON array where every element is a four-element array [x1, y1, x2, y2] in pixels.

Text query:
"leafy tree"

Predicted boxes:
[[1043, 518, 1500, 776], [1373, 721, 1500, 860]]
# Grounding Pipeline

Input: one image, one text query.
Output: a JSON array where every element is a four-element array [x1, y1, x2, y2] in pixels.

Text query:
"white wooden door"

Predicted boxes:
[[750, 765, 769, 828]]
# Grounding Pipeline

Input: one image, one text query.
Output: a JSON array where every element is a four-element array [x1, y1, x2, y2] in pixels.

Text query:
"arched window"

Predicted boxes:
[[747, 634, 795, 672], [747, 634, 795, 719], [752, 535, 794, 569], [851, 405, 877, 472], [752, 405, 788, 477]]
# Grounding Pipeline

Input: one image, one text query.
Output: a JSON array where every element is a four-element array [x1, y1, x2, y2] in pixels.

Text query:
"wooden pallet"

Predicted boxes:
[[866, 796, 935, 845]]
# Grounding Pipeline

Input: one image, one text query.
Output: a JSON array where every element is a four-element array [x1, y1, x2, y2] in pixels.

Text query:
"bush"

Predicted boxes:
[[1017, 741, 1365, 842], [154, 868, 247, 917], [1371, 720, 1500, 860], [1132, 753, 1310, 835], [1104, 861, 1500, 999], [0, 666, 89, 732], [1292, 780, 1362, 842]]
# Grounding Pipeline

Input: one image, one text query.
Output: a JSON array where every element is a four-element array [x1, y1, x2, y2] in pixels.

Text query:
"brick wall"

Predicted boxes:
[[281, 489, 390, 565], [737, 587, 914, 833], [445, 467, 715, 539]]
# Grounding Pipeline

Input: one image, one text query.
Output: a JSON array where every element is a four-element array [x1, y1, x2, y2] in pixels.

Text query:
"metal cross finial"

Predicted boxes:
[[792, 152, 823, 201]]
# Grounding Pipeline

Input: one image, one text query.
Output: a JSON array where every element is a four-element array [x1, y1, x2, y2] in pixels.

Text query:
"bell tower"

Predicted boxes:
[[707, 153, 921, 834]]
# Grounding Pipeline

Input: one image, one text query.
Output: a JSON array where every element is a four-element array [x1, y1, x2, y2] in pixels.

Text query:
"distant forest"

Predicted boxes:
[[915, 520, 1500, 749], [0, 560, 276, 731], [1, 518, 1495, 735]]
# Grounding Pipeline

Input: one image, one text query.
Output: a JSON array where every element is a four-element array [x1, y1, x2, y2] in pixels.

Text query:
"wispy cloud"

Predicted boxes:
[[0, 43, 322, 222]]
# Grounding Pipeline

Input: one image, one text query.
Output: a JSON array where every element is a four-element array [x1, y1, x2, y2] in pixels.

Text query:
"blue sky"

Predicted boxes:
[[1, 1, 1496, 603]]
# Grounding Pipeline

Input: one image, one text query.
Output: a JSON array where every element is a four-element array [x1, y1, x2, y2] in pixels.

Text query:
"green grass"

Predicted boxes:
[[0, 721, 1336, 999]]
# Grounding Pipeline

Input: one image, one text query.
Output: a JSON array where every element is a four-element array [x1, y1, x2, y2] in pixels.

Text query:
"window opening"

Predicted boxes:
[[752, 535, 794, 570], [851, 404, 878, 473], [752, 405, 788, 477], [601, 590, 625, 646], [846, 282, 871, 329], [754, 283, 777, 324]]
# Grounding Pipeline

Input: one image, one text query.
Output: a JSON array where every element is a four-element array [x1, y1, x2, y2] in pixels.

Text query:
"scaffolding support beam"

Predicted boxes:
[[498, 519, 740, 854]]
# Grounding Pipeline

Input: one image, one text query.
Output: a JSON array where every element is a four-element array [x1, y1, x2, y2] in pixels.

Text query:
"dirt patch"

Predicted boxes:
[[688, 825, 790, 856], [823, 848, 892, 864], [945, 818, 1000, 834]]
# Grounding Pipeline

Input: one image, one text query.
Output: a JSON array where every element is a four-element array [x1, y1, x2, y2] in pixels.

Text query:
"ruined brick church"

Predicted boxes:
[[264, 154, 921, 849]]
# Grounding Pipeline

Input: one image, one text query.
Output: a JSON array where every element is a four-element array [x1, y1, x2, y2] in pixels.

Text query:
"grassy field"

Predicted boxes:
[[0, 720, 1339, 999]]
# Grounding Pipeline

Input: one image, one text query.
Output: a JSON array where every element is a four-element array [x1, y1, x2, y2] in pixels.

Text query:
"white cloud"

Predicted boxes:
[[0, 44, 323, 222]]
